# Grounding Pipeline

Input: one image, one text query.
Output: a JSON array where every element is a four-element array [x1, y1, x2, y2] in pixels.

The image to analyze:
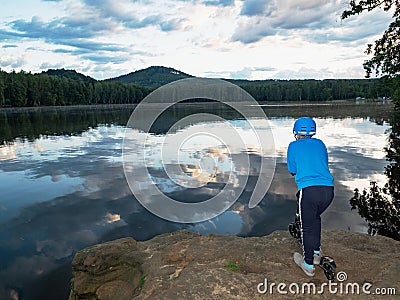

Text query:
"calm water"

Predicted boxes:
[[0, 102, 394, 299]]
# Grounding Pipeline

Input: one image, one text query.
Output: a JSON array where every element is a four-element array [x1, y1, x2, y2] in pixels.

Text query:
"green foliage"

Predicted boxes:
[[0, 107, 133, 143], [0, 67, 398, 107], [342, 0, 400, 78], [107, 66, 193, 88], [389, 77, 400, 110], [350, 111, 400, 241], [138, 273, 146, 289], [350, 184, 400, 240], [0, 69, 150, 107], [225, 261, 240, 272], [237, 78, 394, 102], [70, 277, 76, 300], [43, 68, 97, 82]]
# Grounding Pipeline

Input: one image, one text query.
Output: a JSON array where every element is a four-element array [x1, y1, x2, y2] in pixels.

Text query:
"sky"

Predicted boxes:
[[0, 0, 394, 80]]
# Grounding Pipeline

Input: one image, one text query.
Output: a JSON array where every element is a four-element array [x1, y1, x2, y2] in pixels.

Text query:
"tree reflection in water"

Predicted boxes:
[[350, 112, 400, 241]]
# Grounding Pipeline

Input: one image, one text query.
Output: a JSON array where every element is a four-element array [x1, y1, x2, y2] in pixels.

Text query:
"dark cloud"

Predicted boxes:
[[282, 3, 336, 28], [81, 0, 181, 31], [1, 44, 17, 48], [0, 16, 129, 66], [82, 0, 133, 21], [9, 17, 100, 40], [232, 19, 276, 43], [57, 40, 125, 52], [233, 0, 393, 45], [52, 47, 152, 65], [255, 66, 276, 72], [39, 62, 65, 70], [159, 18, 184, 31], [307, 11, 392, 45], [0, 29, 25, 41], [203, 0, 234, 6], [81, 54, 130, 64], [53, 48, 91, 55], [0, 0, 182, 61], [0, 16, 127, 54], [123, 15, 162, 29], [240, 0, 270, 16]]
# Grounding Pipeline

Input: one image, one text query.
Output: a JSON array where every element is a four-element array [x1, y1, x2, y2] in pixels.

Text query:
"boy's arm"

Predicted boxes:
[[287, 143, 297, 175]]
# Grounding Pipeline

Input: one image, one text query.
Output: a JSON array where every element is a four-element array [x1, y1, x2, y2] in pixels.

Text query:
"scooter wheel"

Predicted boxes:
[[321, 262, 335, 281]]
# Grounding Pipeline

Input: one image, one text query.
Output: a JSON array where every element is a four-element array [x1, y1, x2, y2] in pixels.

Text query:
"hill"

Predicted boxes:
[[41, 68, 97, 82], [105, 66, 193, 88]]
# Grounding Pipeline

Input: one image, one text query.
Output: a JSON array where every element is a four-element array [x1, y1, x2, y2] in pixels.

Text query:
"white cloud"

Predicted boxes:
[[0, 0, 395, 79], [0, 52, 31, 68]]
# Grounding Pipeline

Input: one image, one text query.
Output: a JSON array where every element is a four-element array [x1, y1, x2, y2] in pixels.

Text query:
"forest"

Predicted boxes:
[[0, 67, 397, 107], [0, 69, 150, 107]]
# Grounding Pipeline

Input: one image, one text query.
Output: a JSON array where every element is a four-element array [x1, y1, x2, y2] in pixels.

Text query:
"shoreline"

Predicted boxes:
[[0, 99, 393, 113]]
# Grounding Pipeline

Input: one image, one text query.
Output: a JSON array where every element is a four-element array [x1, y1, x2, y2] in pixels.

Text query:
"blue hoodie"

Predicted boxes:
[[287, 137, 334, 190]]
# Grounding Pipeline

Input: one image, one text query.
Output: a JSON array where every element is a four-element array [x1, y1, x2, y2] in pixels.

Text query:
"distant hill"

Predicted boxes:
[[42, 68, 97, 82], [106, 66, 193, 88]]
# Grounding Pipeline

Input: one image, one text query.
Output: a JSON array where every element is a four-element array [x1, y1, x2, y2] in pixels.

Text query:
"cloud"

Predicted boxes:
[[0, 53, 30, 68], [298, 8, 392, 47], [81, 54, 130, 64], [255, 67, 276, 72], [0, 0, 184, 58], [9, 16, 104, 40], [2, 44, 17, 48], [81, 0, 183, 31], [232, 19, 276, 43], [58, 40, 125, 52], [202, 66, 277, 79], [53, 48, 91, 55], [231, 0, 393, 45], [123, 15, 163, 29], [1, 15, 127, 54], [203, 0, 234, 7], [232, 0, 341, 44], [229, 66, 276, 79], [240, 0, 270, 16], [270, 66, 366, 79], [0, 15, 128, 64], [159, 18, 184, 31], [39, 62, 65, 70], [0, 29, 25, 41], [230, 67, 253, 79]]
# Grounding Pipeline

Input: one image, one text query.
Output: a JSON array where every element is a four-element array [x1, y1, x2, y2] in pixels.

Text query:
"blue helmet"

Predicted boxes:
[[293, 117, 316, 136]]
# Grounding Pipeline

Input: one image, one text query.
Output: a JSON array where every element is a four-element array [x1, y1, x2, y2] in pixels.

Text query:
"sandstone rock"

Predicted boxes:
[[70, 237, 144, 299], [69, 230, 400, 299]]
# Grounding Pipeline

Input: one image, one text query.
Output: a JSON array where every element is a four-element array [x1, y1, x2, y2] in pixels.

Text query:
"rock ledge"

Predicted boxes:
[[69, 230, 400, 299]]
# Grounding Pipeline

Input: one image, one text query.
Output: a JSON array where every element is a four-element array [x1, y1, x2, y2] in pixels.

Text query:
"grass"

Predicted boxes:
[[225, 261, 240, 272], [138, 273, 146, 289], [70, 277, 76, 300]]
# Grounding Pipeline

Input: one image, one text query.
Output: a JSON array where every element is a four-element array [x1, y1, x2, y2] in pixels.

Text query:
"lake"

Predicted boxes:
[[0, 102, 394, 299]]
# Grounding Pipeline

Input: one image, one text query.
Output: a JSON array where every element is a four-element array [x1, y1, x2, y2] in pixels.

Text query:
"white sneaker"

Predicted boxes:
[[294, 252, 315, 277]]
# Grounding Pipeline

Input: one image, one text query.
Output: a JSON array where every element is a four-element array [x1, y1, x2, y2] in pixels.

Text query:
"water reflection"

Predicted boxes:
[[0, 103, 394, 300], [350, 111, 400, 241]]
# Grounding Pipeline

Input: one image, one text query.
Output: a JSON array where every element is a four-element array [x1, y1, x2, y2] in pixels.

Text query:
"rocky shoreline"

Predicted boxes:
[[69, 229, 400, 299]]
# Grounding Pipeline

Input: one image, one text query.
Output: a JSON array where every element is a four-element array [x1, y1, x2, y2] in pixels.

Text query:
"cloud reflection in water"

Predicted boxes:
[[0, 109, 392, 300]]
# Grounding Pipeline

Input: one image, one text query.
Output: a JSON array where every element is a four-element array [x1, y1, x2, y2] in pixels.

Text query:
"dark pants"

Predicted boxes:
[[296, 186, 334, 265]]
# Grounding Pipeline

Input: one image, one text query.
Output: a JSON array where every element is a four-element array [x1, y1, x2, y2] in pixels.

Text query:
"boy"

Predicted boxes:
[[287, 117, 334, 276]]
